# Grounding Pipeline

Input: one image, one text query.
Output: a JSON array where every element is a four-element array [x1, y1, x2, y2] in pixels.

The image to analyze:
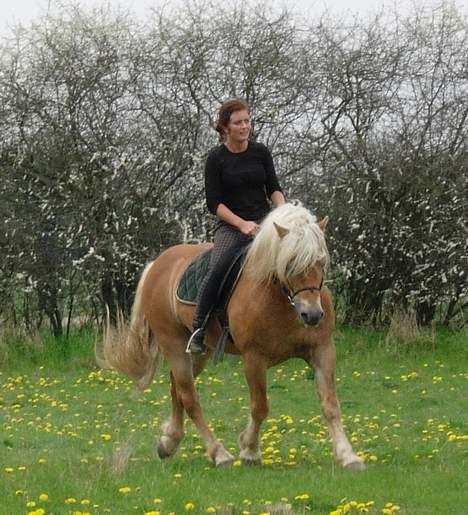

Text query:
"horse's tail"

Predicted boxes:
[[98, 262, 161, 390]]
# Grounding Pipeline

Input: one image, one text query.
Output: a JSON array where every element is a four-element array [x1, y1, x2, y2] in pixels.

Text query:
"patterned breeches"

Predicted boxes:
[[192, 222, 252, 328]]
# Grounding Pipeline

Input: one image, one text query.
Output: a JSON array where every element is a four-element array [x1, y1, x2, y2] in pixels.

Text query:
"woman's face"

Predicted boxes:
[[224, 109, 251, 143]]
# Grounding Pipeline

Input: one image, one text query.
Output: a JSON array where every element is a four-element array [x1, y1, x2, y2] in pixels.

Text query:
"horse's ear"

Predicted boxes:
[[318, 216, 329, 232], [274, 222, 290, 239]]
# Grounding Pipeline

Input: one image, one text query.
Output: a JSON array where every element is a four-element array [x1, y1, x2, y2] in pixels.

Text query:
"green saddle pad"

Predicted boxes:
[[176, 249, 212, 304]]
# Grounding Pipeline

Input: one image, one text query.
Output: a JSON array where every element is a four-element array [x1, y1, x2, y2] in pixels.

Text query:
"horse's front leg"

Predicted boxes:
[[239, 352, 268, 465], [310, 342, 366, 471]]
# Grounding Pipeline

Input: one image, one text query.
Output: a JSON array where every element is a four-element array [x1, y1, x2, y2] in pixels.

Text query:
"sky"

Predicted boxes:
[[1, 0, 467, 32]]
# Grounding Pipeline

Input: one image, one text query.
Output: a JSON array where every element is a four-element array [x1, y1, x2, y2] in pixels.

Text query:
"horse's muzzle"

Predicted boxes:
[[297, 304, 324, 326]]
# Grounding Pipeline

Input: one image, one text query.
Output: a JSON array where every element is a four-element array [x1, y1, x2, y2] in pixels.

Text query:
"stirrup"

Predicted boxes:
[[185, 328, 205, 354]]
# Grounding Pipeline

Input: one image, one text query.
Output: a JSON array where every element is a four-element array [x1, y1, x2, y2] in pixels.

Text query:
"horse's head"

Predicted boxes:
[[244, 203, 330, 328], [274, 217, 328, 327], [280, 264, 325, 326]]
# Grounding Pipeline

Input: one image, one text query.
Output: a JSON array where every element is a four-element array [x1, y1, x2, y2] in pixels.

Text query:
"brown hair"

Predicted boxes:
[[215, 98, 250, 141]]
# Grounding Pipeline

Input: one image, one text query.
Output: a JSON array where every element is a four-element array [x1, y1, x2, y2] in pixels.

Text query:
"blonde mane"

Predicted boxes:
[[244, 203, 329, 284]]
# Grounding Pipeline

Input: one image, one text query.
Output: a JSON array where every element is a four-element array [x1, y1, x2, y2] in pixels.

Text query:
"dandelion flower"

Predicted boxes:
[[39, 493, 49, 502], [118, 487, 131, 494], [185, 502, 195, 510]]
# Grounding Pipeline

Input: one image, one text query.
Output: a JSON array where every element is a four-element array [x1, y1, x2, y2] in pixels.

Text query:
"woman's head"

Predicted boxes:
[[216, 98, 251, 142]]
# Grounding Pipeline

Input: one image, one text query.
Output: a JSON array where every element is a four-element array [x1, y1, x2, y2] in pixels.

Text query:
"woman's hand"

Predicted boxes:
[[238, 220, 259, 236]]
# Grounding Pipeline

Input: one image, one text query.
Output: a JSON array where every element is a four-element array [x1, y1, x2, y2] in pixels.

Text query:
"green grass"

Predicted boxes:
[[0, 328, 467, 515]]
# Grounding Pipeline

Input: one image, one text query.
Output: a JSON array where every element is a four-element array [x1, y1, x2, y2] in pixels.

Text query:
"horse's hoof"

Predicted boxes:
[[157, 437, 174, 459], [239, 449, 262, 465], [344, 459, 366, 471], [212, 449, 235, 467], [241, 457, 262, 466], [157, 443, 171, 459]]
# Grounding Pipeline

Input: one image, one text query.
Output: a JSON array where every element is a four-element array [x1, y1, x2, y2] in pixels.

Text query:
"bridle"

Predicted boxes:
[[281, 276, 324, 307]]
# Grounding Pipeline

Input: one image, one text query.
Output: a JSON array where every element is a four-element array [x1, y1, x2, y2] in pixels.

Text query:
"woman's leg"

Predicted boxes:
[[188, 223, 249, 353]]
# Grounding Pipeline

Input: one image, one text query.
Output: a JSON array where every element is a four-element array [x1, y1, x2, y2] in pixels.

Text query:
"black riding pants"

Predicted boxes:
[[192, 222, 252, 330]]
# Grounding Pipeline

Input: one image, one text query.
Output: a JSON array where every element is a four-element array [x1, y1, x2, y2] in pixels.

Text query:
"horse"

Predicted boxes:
[[101, 203, 365, 471]]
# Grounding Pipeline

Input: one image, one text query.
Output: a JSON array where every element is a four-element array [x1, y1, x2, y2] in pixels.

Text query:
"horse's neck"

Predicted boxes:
[[236, 274, 282, 309]]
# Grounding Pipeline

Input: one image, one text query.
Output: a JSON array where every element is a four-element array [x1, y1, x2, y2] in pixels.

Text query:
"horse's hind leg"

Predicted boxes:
[[157, 354, 211, 459], [161, 344, 234, 466], [310, 342, 366, 471], [157, 371, 186, 459], [238, 352, 268, 465]]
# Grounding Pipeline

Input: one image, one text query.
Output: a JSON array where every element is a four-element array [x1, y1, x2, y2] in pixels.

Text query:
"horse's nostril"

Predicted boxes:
[[300, 309, 324, 326]]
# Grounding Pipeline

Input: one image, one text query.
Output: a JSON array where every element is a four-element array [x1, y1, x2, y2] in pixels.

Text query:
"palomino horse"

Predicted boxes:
[[102, 203, 365, 470]]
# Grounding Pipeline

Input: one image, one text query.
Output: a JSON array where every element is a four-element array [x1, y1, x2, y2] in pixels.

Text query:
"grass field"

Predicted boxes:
[[0, 327, 467, 515]]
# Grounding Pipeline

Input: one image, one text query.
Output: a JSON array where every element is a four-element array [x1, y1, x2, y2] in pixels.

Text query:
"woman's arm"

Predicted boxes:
[[215, 203, 259, 236], [270, 190, 285, 208]]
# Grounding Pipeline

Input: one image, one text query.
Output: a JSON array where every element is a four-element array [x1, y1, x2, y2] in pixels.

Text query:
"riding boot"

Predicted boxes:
[[187, 271, 218, 354]]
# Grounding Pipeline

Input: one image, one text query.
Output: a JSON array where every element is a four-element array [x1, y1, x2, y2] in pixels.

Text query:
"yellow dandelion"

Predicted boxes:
[[118, 486, 131, 494], [26, 501, 36, 508], [153, 498, 162, 504], [206, 507, 217, 513], [145, 511, 161, 515], [185, 502, 195, 510], [294, 494, 310, 501], [65, 497, 77, 504], [39, 493, 49, 502]]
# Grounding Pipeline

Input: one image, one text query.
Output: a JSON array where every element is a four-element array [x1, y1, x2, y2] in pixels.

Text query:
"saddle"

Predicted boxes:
[[176, 247, 247, 360]]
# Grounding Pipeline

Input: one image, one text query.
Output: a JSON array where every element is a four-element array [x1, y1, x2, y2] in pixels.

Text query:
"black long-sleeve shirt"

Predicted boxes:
[[204, 141, 283, 221]]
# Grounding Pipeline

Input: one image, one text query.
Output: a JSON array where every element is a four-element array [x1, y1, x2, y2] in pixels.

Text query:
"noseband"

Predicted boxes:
[[281, 277, 324, 307]]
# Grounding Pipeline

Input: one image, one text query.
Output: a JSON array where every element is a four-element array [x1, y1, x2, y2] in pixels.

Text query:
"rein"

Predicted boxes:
[[281, 277, 324, 307]]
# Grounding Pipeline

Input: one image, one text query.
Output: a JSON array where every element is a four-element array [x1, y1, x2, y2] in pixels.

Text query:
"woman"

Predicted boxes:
[[187, 98, 285, 353]]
